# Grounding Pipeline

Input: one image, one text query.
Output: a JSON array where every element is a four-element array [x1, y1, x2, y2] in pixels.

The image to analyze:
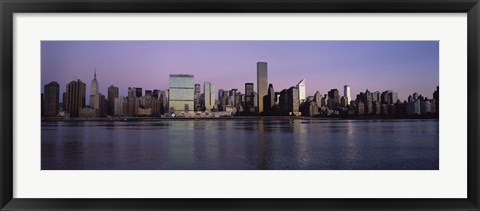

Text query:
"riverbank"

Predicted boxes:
[[42, 115, 438, 122]]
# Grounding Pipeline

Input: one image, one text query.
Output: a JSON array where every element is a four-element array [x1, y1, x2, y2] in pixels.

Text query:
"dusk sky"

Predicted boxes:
[[41, 41, 438, 103]]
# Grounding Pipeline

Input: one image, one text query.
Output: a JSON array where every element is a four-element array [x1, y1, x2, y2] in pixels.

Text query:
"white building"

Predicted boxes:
[[296, 79, 306, 102], [344, 84, 351, 105]]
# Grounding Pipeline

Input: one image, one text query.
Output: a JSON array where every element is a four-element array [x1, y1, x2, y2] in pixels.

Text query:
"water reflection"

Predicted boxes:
[[41, 119, 439, 170]]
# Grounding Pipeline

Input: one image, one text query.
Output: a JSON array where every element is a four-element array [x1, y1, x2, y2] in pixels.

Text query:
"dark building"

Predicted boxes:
[[145, 90, 152, 97], [194, 84, 201, 94], [301, 100, 319, 117], [244, 83, 255, 112], [98, 94, 108, 117], [327, 89, 340, 107], [65, 79, 86, 117], [279, 86, 299, 115], [356, 101, 365, 116], [218, 89, 229, 111], [152, 89, 160, 99], [44, 81, 60, 117], [381, 91, 389, 104], [389, 91, 398, 105], [194, 84, 202, 111], [151, 99, 163, 116], [433, 86, 439, 114], [313, 91, 322, 107], [229, 89, 238, 106], [41, 94, 44, 117], [381, 104, 390, 115], [133, 87, 142, 98], [263, 84, 275, 114], [364, 90, 373, 114], [396, 102, 407, 115], [62, 92, 66, 111], [373, 101, 381, 115], [107, 85, 119, 116], [123, 97, 140, 116]]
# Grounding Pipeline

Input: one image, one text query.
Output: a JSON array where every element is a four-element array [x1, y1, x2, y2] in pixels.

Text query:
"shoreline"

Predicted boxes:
[[42, 115, 439, 122]]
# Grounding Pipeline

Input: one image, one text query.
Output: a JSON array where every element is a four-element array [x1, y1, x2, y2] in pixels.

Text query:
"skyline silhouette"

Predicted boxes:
[[41, 41, 439, 102]]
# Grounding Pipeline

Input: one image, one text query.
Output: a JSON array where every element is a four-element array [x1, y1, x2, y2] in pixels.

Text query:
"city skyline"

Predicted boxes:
[[41, 41, 439, 103]]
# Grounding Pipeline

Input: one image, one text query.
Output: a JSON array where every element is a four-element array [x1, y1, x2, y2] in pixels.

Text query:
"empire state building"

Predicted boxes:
[[90, 70, 100, 109]]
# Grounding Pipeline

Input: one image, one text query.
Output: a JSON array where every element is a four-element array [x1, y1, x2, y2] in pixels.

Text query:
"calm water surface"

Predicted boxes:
[[41, 119, 439, 170]]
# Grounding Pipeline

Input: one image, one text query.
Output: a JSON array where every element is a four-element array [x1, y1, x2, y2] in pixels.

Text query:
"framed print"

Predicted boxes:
[[1, 0, 479, 210]]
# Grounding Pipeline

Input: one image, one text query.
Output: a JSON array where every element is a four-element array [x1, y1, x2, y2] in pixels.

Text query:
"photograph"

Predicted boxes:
[[41, 40, 439, 170]]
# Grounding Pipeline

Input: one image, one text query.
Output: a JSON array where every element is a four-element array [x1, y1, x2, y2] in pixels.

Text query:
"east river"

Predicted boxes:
[[41, 119, 439, 170]]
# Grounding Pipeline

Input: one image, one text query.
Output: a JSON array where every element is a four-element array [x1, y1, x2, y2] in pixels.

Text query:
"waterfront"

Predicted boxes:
[[41, 119, 439, 170]]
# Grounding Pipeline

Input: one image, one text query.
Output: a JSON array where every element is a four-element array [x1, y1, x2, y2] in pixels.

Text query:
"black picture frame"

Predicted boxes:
[[1, 0, 479, 210]]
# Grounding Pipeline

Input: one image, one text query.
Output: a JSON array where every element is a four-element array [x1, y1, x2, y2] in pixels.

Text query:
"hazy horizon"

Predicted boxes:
[[41, 41, 439, 104]]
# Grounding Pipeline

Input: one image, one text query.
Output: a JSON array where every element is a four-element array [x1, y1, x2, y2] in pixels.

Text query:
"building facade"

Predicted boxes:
[[257, 62, 268, 113], [244, 83, 254, 112], [204, 82, 215, 111], [65, 79, 86, 117], [296, 79, 306, 102], [107, 85, 119, 116], [344, 84, 351, 105], [44, 81, 60, 117], [169, 74, 194, 113]]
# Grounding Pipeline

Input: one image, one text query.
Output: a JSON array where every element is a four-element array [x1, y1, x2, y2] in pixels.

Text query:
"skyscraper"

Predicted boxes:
[[194, 84, 201, 94], [257, 62, 268, 113], [314, 91, 321, 107], [204, 81, 215, 111], [89, 70, 99, 107], [145, 90, 152, 97], [279, 86, 299, 115], [168, 74, 194, 113], [344, 84, 351, 105], [44, 81, 60, 117], [328, 89, 340, 107], [229, 89, 238, 106], [244, 83, 254, 112], [433, 86, 439, 114], [107, 85, 119, 116], [65, 79, 86, 117], [41, 94, 44, 117], [263, 84, 275, 113], [153, 89, 160, 99], [133, 87, 142, 98], [89, 70, 106, 117], [194, 84, 201, 111], [289, 86, 300, 114], [128, 87, 134, 98], [296, 79, 306, 102]]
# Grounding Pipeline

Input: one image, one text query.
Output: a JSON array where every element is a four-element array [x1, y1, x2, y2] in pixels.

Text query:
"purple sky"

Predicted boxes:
[[41, 41, 438, 103]]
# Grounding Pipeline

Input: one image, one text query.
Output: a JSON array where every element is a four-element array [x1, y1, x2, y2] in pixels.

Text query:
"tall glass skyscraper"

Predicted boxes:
[[257, 62, 268, 113], [344, 84, 351, 105], [297, 79, 306, 102], [204, 81, 215, 111], [168, 74, 194, 113]]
